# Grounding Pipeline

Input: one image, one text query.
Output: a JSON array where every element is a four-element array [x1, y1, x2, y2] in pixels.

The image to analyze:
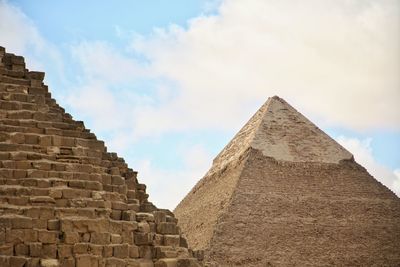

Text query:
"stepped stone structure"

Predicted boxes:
[[0, 47, 202, 267], [175, 96, 400, 266]]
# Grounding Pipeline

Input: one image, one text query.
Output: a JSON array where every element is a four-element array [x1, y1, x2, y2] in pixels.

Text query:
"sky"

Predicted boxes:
[[0, 0, 399, 209]]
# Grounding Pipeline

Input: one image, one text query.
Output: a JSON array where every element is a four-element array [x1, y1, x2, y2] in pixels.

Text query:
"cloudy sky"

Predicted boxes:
[[1, 0, 399, 209]]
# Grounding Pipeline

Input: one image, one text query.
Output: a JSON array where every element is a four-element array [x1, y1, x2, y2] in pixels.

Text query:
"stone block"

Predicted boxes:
[[139, 245, 153, 259], [68, 180, 85, 189], [179, 237, 188, 248], [154, 246, 177, 259], [62, 188, 82, 199], [0, 245, 13, 255], [113, 243, 129, 258], [15, 160, 32, 169], [112, 201, 128, 211], [121, 231, 134, 245], [111, 210, 122, 220], [39, 135, 52, 146], [9, 256, 27, 267], [27, 257, 41, 267], [47, 219, 60, 230], [63, 232, 79, 244], [32, 161, 52, 170], [163, 235, 180, 247], [11, 216, 32, 229], [14, 169, 27, 179], [122, 210, 136, 221], [155, 259, 178, 267], [60, 258, 75, 267], [138, 221, 150, 233], [136, 213, 154, 222], [29, 242, 42, 257], [0, 255, 9, 266], [73, 243, 88, 254], [153, 211, 166, 224], [157, 223, 177, 235], [111, 234, 122, 244], [134, 233, 153, 245], [25, 134, 39, 144], [6, 229, 37, 243], [58, 244, 72, 258], [88, 244, 103, 256], [42, 244, 57, 258], [129, 245, 139, 258], [14, 243, 28, 256], [103, 246, 113, 257], [76, 255, 92, 267], [176, 259, 201, 267], [106, 257, 126, 267], [40, 259, 59, 267], [90, 232, 110, 245], [153, 234, 163, 246], [10, 133, 24, 143], [31, 218, 47, 229], [122, 221, 138, 232], [38, 230, 58, 243]]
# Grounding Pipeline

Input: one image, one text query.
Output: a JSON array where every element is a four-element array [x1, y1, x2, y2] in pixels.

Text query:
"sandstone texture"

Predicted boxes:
[[0, 47, 202, 266], [175, 96, 400, 266]]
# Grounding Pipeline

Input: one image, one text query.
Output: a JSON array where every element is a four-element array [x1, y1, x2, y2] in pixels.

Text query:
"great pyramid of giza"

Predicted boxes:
[[0, 47, 202, 266], [175, 96, 400, 266]]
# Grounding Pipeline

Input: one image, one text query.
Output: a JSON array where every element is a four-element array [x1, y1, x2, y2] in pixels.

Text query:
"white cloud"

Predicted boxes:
[[0, 1, 63, 84], [337, 136, 400, 196], [0, 0, 44, 55], [134, 144, 212, 210], [70, 41, 149, 83], [130, 0, 400, 132], [68, 0, 400, 142]]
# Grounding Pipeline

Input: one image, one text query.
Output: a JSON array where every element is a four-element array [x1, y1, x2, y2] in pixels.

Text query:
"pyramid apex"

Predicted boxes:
[[211, 96, 353, 172]]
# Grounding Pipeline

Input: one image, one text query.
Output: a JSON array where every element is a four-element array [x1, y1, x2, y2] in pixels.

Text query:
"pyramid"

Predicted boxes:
[[0, 46, 202, 267], [175, 96, 400, 266]]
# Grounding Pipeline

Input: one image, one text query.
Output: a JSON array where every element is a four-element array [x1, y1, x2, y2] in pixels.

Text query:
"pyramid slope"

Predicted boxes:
[[207, 150, 400, 266], [0, 47, 201, 266], [175, 96, 400, 266]]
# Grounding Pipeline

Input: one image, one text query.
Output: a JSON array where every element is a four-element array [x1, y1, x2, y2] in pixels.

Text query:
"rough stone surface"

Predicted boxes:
[[0, 47, 202, 266], [175, 96, 400, 266]]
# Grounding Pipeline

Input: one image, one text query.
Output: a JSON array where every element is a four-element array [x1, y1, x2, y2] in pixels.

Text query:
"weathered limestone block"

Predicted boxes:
[[155, 259, 178, 267], [163, 235, 180, 247], [89, 244, 103, 256], [90, 232, 110, 245], [0, 245, 13, 256], [129, 245, 140, 258], [61, 231, 78, 243], [14, 243, 29, 256], [10, 216, 32, 229], [157, 223, 178, 235], [154, 246, 178, 259], [58, 244, 72, 258], [136, 213, 154, 222], [40, 259, 59, 267], [73, 243, 88, 254], [9, 256, 27, 267], [111, 234, 123, 244], [134, 233, 153, 245], [138, 245, 153, 259], [113, 243, 129, 258], [42, 244, 57, 258], [138, 221, 150, 233], [176, 259, 201, 267]]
